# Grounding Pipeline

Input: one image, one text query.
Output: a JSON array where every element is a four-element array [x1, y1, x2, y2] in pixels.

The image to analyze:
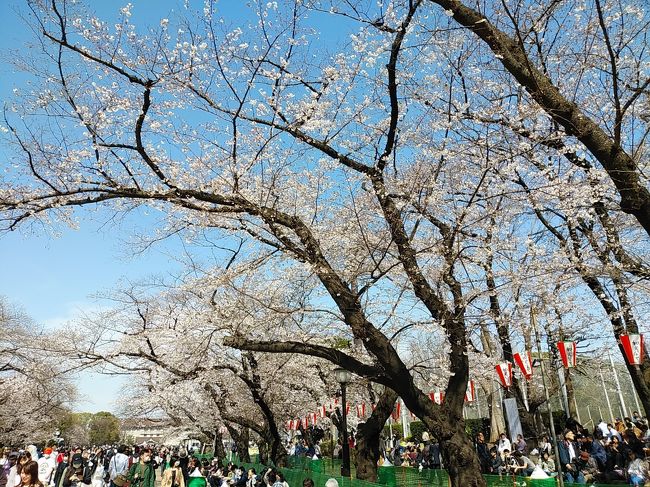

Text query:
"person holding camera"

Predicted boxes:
[[127, 450, 155, 487]]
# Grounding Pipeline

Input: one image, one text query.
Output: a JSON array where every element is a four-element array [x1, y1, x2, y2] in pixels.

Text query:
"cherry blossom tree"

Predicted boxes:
[[1, 1, 648, 485], [0, 297, 76, 445]]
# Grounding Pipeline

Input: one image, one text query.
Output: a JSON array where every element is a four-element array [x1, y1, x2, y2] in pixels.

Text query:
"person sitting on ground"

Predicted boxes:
[[627, 449, 648, 487], [488, 447, 502, 475], [537, 435, 552, 456], [497, 433, 511, 454], [538, 451, 556, 477], [572, 451, 599, 484], [514, 434, 527, 454], [583, 432, 607, 471], [511, 451, 535, 476]]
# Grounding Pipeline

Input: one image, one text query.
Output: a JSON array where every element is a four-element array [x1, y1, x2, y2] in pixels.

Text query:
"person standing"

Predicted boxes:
[[6, 453, 19, 487], [127, 450, 155, 487], [107, 447, 128, 487], [160, 459, 184, 487], [19, 461, 43, 487], [37, 450, 54, 486], [90, 450, 105, 487]]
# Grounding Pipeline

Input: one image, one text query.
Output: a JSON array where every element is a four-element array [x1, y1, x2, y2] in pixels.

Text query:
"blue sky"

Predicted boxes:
[[0, 0, 257, 413], [0, 0, 353, 413]]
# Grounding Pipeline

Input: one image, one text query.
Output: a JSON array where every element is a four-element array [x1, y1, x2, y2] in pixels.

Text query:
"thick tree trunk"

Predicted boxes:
[[487, 383, 505, 442], [212, 427, 227, 461], [354, 388, 398, 482], [227, 426, 251, 464], [258, 440, 269, 465], [269, 431, 287, 467], [436, 418, 485, 487], [240, 353, 288, 467]]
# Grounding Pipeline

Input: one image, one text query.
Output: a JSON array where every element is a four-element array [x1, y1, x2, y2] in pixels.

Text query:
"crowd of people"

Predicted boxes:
[[473, 414, 650, 485], [0, 444, 336, 487], [4, 413, 650, 487]]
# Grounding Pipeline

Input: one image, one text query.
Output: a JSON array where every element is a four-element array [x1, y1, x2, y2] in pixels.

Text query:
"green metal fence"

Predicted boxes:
[[202, 454, 628, 487]]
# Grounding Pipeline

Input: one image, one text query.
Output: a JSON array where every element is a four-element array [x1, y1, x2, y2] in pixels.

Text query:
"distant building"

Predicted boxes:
[[120, 418, 201, 446]]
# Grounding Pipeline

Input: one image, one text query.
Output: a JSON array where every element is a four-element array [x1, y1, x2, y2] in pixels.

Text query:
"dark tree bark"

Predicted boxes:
[[224, 336, 485, 487], [226, 425, 251, 464], [355, 388, 398, 482], [213, 427, 227, 461], [258, 440, 269, 465], [240, 353, 288, 467]]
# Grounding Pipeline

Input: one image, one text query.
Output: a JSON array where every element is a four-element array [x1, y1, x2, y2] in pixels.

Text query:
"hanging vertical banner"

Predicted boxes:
[[318, 405, 327, 418], [429, 391, 445, 405], [465, 380, 476, 402], [310, 413, 318, 426], [346, 403, 350, 415], [496, 362, 513, 388], [513, 351, 534, 380], [621, 334, 644, 365], [557, 341, 577, 368], [391, 401, 401, 421], [356, 403, 366, 418]]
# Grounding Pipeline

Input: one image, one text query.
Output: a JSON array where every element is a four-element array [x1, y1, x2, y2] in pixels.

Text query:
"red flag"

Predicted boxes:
[[621, 334, 644, 365], [391, 401, 401, 421], [464, 380, 476, 402], [356, 403, 366, 418], [513, 351, 533, 380], [557, 341, 577, 368], [346, 403, 350, 415], [496, 362, 513, 388]]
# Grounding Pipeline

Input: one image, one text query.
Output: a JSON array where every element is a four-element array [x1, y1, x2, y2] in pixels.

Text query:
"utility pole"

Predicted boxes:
[[609, 351, 628, 417]]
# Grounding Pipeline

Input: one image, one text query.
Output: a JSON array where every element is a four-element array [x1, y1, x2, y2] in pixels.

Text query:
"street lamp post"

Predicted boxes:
[[334, 367, 352, 478]]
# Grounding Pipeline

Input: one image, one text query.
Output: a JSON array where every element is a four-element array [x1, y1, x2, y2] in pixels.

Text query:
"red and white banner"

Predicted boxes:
[[391, 401, 401, 421], [318, 405, 327, 418], [328, 398, 339, 411], [465, 380, 476, 402], [557, 341, 577, 368], [310, 413, 318, 426], [513, 351, 533, 380], [429, 391, 445, 405], [621, 334, 644, 365], [496, 362, 513, 388], [356, 403, 366, 418]]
